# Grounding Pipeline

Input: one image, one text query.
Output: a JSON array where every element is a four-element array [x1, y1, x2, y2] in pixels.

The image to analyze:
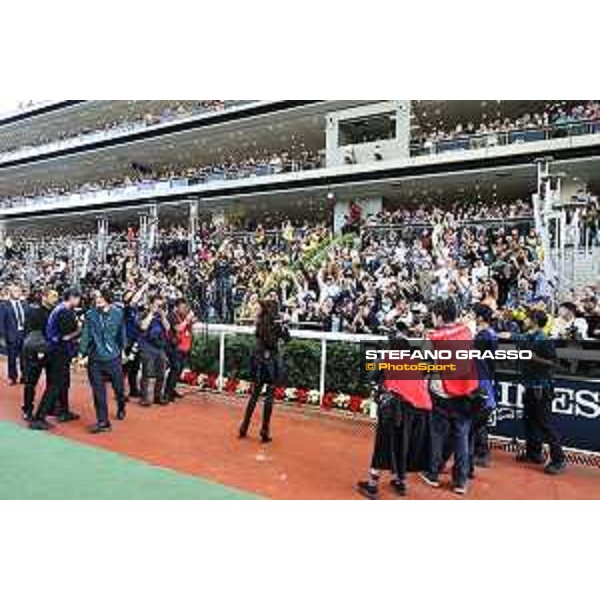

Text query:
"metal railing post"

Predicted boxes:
[[319, 339, 327, 403], [218, 332, 226, 392]]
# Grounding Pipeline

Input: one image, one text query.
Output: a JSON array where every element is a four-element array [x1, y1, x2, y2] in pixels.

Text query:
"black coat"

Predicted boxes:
[[250, 323, 290, 385]]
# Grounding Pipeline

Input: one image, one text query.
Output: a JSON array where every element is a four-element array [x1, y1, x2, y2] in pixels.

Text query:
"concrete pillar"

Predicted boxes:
[[96, 216, 109, 263], [148, 204, 159, 251], [0, 219, 5, 261], [189, 200, 199, 255], [138, 214, 149, 266]]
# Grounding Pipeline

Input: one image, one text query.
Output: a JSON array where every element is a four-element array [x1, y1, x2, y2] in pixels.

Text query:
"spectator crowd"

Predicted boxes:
[[0, 145, 324, 210], [414, 100, 600, 154], [2, 197, 599, 344], [0, 101, 243, 162]]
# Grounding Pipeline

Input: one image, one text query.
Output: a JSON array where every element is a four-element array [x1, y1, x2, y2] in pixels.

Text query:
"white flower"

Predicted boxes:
[[308, 390, 321, 405], [334, 393, 350, 408], [237, 381, 252, 395]]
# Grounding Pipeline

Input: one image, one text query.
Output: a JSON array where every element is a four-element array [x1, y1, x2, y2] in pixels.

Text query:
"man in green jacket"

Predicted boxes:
[[79, 288, 127, 433]]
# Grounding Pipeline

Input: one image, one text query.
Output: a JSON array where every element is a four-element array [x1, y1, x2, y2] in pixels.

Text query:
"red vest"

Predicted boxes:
[[384, 373, 432, 411], [428, 323, 479, 398]]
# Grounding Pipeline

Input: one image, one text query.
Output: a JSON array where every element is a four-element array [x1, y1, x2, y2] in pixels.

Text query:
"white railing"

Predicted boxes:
[[193, 323, 600, 401], [193, 323, 386, 400]]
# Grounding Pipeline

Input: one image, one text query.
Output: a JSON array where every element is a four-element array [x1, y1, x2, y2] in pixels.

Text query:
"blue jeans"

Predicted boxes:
[[430, 395, 474, 486], [87, 357, 126, 425]]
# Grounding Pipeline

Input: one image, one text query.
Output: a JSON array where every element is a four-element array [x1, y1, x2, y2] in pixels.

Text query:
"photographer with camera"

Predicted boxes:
[[138, 294, 171, 407], [164, 298, 197, 402], [502, 310, 566, 475]]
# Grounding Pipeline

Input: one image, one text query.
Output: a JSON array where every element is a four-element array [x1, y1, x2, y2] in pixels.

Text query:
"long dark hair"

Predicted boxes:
[[256, 299, 279, 348]]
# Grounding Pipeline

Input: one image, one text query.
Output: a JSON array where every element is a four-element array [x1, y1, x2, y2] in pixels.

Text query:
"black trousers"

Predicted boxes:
[[22, 352, 47, 415], [164, 347, 187, 400], [6, 334, 24, 383], [471, 407, 492, 461], [35, 349, 72, 420], [87, 357, 126, 425], [240, 378, 275, 436], [522, 387, 565, 464]]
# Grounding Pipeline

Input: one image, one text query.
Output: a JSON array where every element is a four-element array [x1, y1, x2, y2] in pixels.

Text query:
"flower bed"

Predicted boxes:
[[180, 369, 373, 416]]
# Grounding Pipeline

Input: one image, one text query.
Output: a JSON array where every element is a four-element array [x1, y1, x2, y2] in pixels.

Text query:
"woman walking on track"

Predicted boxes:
[[239, 299, 290, 443]]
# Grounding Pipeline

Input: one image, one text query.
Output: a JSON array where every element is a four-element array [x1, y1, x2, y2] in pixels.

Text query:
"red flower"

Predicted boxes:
[[322, 391, 335, 410], [225, 378, 239, 394], [296, 388, 308, 404], [274, 387, 285, 401], [349, 395, 363, 413], [206, 373, 218, 389], [181, 371, 198, 385]]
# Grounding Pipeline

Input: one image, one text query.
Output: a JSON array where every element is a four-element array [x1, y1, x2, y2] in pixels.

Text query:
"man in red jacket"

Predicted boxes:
[[420, 297, 479, 495]]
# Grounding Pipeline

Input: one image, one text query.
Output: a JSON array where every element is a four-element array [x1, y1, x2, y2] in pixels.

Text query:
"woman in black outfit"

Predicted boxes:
[[239, 299, 290, 443], [356, 333, 432, 499]]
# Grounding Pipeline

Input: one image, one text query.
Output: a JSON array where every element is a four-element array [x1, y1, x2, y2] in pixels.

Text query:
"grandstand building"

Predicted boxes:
[[1, 100, 599, 289]]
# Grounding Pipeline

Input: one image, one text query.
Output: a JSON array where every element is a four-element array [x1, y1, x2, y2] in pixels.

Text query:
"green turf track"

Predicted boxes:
[[0, 421, 258, 500]]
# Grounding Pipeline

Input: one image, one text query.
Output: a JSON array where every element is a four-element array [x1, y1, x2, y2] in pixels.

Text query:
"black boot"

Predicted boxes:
[[260, 391, 274, 443], [356, 481, 378, 500], [239, 392, 259, 438]]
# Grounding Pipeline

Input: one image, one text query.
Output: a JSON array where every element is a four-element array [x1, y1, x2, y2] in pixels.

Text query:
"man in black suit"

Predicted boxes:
[[30, 288, 82, 430], [0, 283, 27, 385], [21, 288, 59, 421]]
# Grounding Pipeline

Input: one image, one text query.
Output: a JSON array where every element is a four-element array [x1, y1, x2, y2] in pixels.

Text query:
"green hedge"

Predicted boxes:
[[188, 333, 370, 396]]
